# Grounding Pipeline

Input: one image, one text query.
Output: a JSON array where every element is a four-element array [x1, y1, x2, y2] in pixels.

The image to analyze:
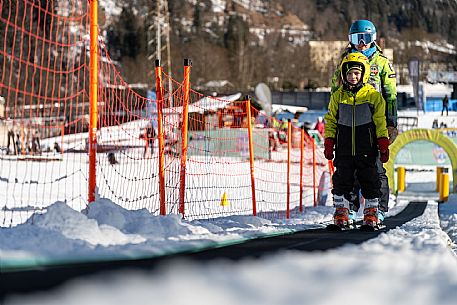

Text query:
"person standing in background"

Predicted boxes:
[[314, 116, 325, 136], [143, 124, 156, 157], [441, 94, 449, 116], [6, 121, 18, 155]]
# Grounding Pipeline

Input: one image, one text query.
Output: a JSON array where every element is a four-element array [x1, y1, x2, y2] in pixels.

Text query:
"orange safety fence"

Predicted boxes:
[[0, 0, 331, 227], [0, 0, 91, 227]]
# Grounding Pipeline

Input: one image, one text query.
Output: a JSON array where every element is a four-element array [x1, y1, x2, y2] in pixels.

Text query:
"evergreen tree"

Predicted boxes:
[[118, 6, 139, 58]]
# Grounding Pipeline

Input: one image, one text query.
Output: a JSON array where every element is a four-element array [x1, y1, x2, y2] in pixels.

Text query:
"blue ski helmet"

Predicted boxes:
[[349, 20, 376, 35], [348, 20, 377, 45]]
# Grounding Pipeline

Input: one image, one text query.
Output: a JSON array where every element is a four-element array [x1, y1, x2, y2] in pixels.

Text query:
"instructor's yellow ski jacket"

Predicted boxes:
[[331, 46, 397, 128], [324, 84, 388, 157]]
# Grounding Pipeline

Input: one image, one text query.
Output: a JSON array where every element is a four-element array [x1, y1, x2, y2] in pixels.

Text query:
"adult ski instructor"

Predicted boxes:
[[330, 19, 398, 222]]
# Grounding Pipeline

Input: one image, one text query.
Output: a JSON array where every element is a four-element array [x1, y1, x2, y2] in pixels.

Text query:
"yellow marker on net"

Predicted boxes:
[[220, 192, 230, 207]]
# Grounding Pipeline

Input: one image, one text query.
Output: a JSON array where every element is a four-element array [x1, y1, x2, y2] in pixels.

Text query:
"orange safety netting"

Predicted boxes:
[[0, 0, 330, 227], [0, 0, 90, 226]]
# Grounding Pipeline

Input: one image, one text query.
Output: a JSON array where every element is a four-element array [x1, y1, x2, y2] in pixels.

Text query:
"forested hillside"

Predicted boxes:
[[99, 0, 457, 90], [5, 0, 455, 90]]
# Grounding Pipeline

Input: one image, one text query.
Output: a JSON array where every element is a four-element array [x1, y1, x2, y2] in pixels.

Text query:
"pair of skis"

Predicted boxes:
[[326, 222, 385, 232]]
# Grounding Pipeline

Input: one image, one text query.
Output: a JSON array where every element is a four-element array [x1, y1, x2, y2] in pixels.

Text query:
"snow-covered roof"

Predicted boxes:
[[163, 92, 242, 114], [203, 80, 234, 88]]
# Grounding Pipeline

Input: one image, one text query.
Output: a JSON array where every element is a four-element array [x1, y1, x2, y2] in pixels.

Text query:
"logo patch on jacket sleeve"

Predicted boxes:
[[388, 74, 396, 78], [370, 64, 379, 76]]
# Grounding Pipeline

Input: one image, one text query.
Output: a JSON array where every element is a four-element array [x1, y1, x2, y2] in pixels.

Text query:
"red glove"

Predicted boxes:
[[324, 138, 335, 160], [378, 137, 390, 163]]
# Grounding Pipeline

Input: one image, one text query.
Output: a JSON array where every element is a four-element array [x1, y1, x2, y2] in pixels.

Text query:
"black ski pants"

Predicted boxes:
[[350, 154, 389, 212], [332, 154, 381, 203]]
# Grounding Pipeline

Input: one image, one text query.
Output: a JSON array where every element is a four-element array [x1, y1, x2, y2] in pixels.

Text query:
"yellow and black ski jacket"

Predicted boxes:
[[331, 46, 397, 128], [324, 84, 388, 157]]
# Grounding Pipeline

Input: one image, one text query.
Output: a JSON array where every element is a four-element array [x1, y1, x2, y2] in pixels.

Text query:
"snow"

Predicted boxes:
[[98, 0, 122, 21], [411, 40, 456, 55], [1, 100, 457, 303], [397, 82, 453, 97], [3, 2, 457, 302], [210, 0, 226, 13], [396, 39, 457, 55], [2, 166, 457, 304], [398, 109, 457, 130]]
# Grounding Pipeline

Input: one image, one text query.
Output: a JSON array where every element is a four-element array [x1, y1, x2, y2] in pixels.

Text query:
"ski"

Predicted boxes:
[[359, 224, 386, 231], [326, 223, 357, 231]]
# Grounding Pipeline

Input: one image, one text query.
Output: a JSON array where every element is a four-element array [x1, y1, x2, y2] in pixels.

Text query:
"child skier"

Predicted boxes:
[[323, 52, 390, 228]]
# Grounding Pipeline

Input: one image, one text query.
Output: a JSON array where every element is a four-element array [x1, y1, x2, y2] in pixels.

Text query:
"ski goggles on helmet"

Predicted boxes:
[[348, 32, 376, 45]]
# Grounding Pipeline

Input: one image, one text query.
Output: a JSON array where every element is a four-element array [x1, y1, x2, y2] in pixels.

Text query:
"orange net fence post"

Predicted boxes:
[[155, 59, 166, 216], [88, 0, 98, 203], [312, 137, 317, 207], [179, 59, 191, 217], [245, 96, 257, 216], [286, 120, 292, 219], [299, 127, 305, 212]]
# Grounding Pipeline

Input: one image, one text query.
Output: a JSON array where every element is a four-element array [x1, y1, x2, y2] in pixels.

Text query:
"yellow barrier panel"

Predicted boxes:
[[436, 167, 443, 192], [397, 167, 406, 192], [439, 173, 449, 202]]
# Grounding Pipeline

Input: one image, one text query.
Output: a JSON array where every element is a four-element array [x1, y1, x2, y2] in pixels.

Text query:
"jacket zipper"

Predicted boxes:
[[336, 129, 339, 150], [368, 127, 373, 147], [352, 94, 356, 156]]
